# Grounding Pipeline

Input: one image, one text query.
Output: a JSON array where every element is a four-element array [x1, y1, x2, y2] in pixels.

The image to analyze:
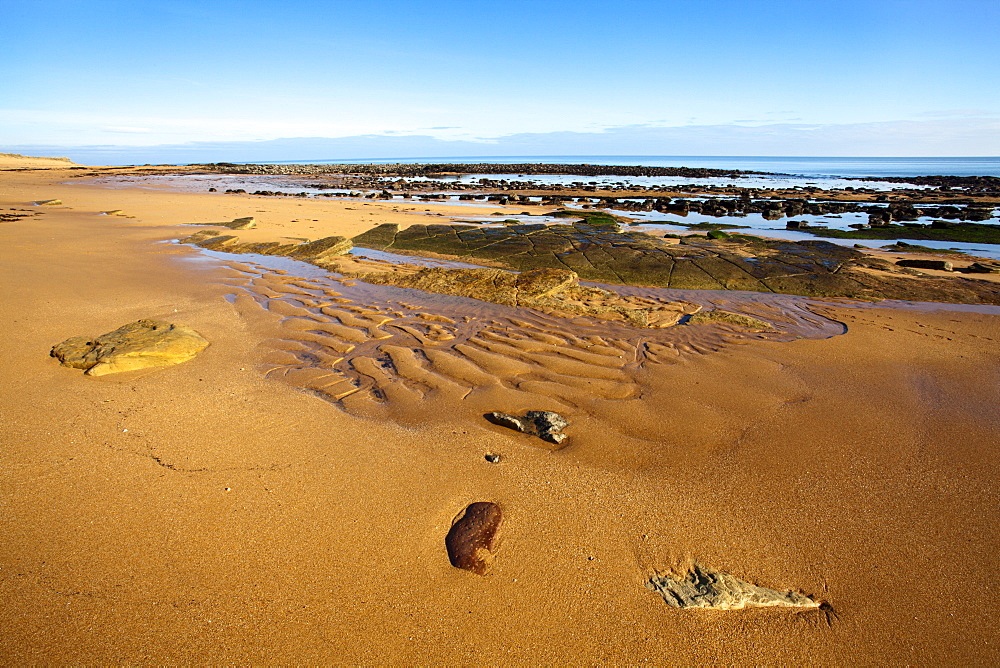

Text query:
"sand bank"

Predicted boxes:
[[1, 167, 999, 663], [0, 152, 80, 169]]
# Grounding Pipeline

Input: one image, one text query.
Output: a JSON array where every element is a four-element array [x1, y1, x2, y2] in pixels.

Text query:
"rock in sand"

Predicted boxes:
[[51, 319, 209, 376], [446, 502, 503, 575], [646, 563, 820, 610], [486, 410, 569, 445]]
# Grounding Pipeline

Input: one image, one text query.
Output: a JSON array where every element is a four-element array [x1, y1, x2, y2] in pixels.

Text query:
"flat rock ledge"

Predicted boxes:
[[486, 410, 569, 446], [646, 563, 820, 611], [187, 216, 257, 230], [685, 310, 772, 329], [446, 502, 503, 576], [360, 267, 700, 328], [51, 319, 209, 376], [181, 230, 353, 267]]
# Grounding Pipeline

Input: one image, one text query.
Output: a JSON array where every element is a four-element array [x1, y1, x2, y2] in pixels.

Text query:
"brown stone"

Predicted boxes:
[[445, 502, 503, 575]]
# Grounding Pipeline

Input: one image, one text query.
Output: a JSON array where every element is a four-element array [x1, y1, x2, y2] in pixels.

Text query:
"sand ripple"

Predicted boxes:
[[208, 252, 844, 430]]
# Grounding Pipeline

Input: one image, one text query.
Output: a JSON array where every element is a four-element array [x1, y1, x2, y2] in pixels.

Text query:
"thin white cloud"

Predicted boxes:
[[101, 126, 158, 134], [6, 117, 999, 164], [915, 109, 999, 118]]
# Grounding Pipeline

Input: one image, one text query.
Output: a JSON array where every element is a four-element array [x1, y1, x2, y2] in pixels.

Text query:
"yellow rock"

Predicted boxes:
[[51, 319, 209, 376]]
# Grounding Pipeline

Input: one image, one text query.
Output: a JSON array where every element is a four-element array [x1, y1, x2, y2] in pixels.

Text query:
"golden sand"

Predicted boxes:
[[1, 165, 999, 663]]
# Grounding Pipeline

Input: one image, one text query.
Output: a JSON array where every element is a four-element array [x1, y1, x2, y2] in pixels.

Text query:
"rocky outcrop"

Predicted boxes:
[[446, 502, 503, 575], [51, 319, 209, 376], [968, 261, 1000, 274], [33, 199, 62, 206], [352, 222, 1000, 304], [855, 174, 1000, 193], [486, 410, 569, 446], [646, 563, 820, 610]]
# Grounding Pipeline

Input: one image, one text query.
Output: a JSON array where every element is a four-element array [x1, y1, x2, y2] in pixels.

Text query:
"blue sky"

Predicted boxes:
[[2, 0, 998, 158]]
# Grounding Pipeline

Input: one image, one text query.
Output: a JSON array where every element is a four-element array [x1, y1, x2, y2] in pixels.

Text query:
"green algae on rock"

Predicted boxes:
[[51, 319, 209, 376], [800, 221, 1000, 245]]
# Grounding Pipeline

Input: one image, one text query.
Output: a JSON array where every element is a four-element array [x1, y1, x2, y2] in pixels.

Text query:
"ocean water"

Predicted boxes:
[[259, 155, 1000, 178]]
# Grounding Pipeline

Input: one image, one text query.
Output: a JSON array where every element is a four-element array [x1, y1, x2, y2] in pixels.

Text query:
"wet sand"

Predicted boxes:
[[2, 163, 999, 663]]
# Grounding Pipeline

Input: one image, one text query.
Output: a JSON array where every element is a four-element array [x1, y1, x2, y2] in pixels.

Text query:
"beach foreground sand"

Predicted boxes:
[[1, 164, 999, 663]]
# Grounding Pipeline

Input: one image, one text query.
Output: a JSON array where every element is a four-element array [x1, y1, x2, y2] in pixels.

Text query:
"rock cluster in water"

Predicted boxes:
[[204, 162, 758, 179], [51, 319, 209, 376]]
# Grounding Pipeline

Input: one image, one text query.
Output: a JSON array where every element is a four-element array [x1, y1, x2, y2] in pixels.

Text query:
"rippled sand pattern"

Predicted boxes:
[[215, 255, 843, 425]]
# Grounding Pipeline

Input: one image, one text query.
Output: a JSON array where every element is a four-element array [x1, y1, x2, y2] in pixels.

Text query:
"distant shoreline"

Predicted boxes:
[[5, 152, 999, 177]]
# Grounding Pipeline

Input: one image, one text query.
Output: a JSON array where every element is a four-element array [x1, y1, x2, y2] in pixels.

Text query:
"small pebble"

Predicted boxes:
[[485, 454, 501, 463]]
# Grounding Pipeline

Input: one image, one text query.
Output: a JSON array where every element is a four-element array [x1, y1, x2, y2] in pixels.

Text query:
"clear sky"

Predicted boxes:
[[2, 0, 998, 157]]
